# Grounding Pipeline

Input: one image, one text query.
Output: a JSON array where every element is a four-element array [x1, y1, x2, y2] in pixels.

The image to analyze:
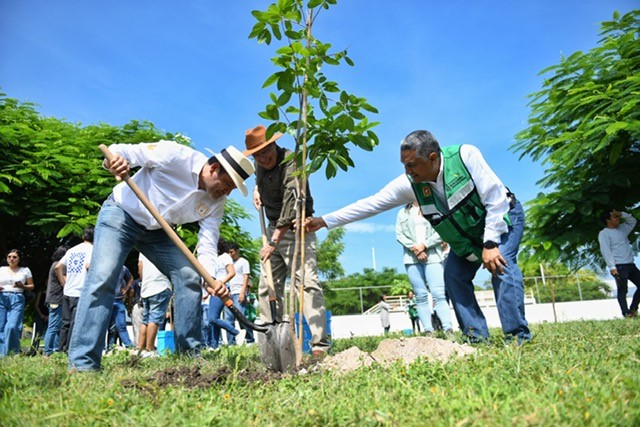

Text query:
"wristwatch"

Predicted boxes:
[[268, 239, 278, 247], [483, 241, 499, 249]]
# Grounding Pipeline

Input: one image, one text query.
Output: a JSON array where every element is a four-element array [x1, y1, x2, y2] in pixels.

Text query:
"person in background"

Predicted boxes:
[[137, 253, 172, 356], [207, 238, 239, 348], [32, 288, 48, 352], [201, 288, 213, 349], [379, 294, 391, 335], [0, 249, 35, 356], [306, 129, 530, 344], [106, 265, 135, 350], [126, 274, 143, 345], [396, 201, 453, 335], [43, 246, 68, 355], [406, 290, 421, 334], [598, 209, 640, 318], [57, 227, 94, 353], [226, 242, 254, 345]]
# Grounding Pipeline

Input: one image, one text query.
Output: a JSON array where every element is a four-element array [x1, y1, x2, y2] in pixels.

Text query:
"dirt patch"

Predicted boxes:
[[319, 336, 476, 374], [123, 337, 475, 388], [128, 366, 286, 389]]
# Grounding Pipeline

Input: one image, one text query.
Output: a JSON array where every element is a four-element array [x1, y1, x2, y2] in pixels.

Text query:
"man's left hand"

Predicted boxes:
[[260, 244, 276, 262], [482, 247, 507, 276]]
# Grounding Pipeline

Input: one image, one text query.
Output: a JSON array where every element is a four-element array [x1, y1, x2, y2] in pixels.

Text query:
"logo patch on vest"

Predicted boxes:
[[422, 186, 431, 197]]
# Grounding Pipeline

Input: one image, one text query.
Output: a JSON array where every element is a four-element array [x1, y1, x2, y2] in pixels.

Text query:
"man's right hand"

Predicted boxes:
[[104, 153, 130, 181], [610, 268, 619, 278], [304, 217, 327, 232]]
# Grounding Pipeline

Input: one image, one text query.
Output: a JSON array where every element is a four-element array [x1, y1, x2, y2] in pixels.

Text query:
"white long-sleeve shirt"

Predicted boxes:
[[323, 144, 511, 243], [109, 140, 223, 272], [598, 212, 637, 270]]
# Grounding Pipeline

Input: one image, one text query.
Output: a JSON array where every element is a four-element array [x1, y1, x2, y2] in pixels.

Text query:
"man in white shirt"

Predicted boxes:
[[56, 227, 94, 353], [306, 130, 531, 344], [68, 141, 254, 371], [598, 209, 640, 317], [225, 242, 254, 345]]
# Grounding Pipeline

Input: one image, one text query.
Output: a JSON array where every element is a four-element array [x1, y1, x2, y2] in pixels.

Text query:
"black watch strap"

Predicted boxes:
[[483, 240, 499, 249]]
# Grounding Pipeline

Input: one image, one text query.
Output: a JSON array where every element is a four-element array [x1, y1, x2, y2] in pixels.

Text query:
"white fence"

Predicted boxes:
[[329, 298, 627, 339]]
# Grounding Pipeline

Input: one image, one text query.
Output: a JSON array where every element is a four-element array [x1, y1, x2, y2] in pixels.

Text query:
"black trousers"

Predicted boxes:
[[615, 263, 640, 315]]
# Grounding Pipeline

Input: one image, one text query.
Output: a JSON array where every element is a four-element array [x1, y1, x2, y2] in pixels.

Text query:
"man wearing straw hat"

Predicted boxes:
[[69, 140, 254, 371], [244, 125, 330, 357]]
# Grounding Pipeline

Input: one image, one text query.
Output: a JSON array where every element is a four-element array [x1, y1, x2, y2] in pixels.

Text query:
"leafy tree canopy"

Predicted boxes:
[[0, 92, 257, 288], [316, 227, 345, 281], [323, 267, 408, 315], [512, 10, 640, 268]]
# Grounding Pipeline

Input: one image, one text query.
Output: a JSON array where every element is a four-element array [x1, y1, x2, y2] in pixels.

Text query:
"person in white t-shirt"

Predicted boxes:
[[224, 242, 254, 345], [137, 254, 172, 354], [56, 227, 94, 353], [207, 239, 239, 348], [0, 249, 35, 356]]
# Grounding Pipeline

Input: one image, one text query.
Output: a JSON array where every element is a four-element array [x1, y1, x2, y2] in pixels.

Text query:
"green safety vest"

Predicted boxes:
[[409, 145, 510, 263]]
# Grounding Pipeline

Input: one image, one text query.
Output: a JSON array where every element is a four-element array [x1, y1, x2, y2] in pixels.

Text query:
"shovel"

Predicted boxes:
[[256, 207, 297, 372], [98, 144, 268, 335]]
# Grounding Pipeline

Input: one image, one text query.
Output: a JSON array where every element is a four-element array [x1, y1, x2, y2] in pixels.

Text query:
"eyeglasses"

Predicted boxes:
[[252, 145, 274, 160]]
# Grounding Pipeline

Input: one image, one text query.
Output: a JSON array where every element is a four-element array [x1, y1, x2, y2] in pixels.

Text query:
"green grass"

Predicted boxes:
[[1, 319, 639, 426]]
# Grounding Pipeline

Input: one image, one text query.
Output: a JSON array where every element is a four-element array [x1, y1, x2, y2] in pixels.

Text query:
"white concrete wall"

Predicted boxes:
[[329, 298, 628, 339]]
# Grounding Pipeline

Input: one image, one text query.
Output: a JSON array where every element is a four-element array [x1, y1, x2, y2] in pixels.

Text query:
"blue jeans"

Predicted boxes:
[[68, 199, 202, 371], [201, 303, 213, 348], [405, 262, 453, 332], [223, 294, 254, 344], [108, 299, 134, 348], [43, 303, 62, 355], [444, 202, 531, 343], [0, 292, 25, 357], [208, 296, 238, 348]]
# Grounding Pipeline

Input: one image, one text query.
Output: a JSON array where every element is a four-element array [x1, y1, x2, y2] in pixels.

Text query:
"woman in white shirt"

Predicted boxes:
[[0, 249, 35, 356], [396, 202, 453, 334], [207, 239, 239, 348]]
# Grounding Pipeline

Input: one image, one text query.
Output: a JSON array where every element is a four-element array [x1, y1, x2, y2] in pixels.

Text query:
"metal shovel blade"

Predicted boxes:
[[257, 321, 296, 372], [276, 321, 296, 372], [258, 325, 281, 372]]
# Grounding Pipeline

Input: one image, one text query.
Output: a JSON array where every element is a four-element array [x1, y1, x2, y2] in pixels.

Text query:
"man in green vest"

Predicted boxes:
[[305, 130, 531, 344]]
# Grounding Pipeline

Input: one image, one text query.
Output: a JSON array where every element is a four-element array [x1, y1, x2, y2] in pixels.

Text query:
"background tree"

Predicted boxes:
[[316, 227, 345, 281], [511, 10, 640, 268], [323, 267, 408, 315], [519, 253, 611, 303], [0, 93, 258, 292]]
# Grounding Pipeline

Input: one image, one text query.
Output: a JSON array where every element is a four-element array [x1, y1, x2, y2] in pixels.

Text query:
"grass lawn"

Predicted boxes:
[[1, 319, 639, 426]]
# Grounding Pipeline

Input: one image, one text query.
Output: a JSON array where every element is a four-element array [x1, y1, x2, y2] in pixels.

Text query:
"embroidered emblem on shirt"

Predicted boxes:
[[147, 144, 158, 150], [423, 186, 431, 197], [195, 202, 210, 218]]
